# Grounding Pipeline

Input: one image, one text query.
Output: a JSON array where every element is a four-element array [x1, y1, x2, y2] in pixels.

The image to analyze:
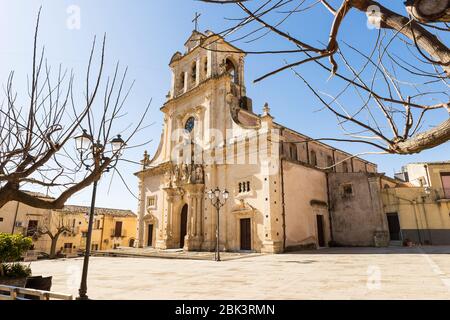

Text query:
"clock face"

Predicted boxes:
[[185, 117, 195, 133]]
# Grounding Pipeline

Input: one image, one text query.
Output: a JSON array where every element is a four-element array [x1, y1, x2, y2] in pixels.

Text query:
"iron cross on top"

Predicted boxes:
[[192, 12, 201, 31]]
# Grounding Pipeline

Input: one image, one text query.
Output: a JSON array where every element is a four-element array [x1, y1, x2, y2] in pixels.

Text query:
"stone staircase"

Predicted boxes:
[[389, 240, 403, 246]]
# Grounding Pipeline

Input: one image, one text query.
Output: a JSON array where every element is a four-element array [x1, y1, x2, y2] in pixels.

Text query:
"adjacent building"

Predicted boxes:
[[328, 162, 450, 246], [0, 194, 137, 255], [383, 162, 450, 245]]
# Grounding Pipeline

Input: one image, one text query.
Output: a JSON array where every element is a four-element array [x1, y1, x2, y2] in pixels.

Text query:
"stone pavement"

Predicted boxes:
[[95, 247, 260, 261], [29, 246, 450, 300]]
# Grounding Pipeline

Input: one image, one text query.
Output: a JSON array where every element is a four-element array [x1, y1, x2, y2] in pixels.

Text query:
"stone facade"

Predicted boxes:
[[327, 172, 389, 247], [134, 30, 378, 253]]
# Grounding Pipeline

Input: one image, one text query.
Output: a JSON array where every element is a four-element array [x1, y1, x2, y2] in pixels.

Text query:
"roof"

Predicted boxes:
[[56, 205, 136, 217], [407, 161, 450, 166], [170, 30, 245, 66], [273, 121, 377, 167]]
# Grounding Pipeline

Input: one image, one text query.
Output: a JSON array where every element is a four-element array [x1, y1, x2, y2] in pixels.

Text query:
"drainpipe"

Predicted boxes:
[[11, 201, 20, 234], [421, 196, 432, 244], [412, 200, 423, 245], [100, 215, 105, 250], [280, 158, 287, 252], [279, 128, 287, 252], [424, 164, 431, 187], [305, 141, 310, 164], [325, 172, 334, 242]]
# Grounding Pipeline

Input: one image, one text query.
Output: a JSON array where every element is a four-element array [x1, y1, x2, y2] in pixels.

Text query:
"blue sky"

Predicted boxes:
[[0, 0, 448, 211]]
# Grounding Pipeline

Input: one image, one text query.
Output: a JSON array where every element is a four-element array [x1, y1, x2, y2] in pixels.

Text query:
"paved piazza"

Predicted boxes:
[[30, 247, 450, 300]]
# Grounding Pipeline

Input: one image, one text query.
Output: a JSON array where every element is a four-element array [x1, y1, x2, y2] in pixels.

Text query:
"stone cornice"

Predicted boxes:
[[161, 74, 230, 112], [134, 161, 172, 178]]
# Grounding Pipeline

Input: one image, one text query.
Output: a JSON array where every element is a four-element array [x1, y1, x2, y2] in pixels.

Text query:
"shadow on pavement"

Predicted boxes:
[[285, 246, 450, 255]]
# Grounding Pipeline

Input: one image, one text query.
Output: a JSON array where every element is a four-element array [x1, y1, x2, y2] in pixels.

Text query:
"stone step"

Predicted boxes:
[[389, 240, 403, 246]]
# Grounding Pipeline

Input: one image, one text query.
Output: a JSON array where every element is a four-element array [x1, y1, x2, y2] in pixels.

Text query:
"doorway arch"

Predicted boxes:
[[180, 204, 188, 248]]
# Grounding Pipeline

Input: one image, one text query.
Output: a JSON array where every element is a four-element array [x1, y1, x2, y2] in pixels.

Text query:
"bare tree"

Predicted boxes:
[[0, 9, 149, 209], [33, 212, 73, 259], [200, 0, 450, 155]]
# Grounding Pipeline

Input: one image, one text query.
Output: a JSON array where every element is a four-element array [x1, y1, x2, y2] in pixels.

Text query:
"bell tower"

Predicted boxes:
[[159, 30, 252, 167], [167, 30, 247, 102]]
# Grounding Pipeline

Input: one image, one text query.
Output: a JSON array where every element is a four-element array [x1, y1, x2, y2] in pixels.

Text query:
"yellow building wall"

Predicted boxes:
[[383, 187, 450, 244], [1, 201, 137, 255], [101, 215, 137, 250]]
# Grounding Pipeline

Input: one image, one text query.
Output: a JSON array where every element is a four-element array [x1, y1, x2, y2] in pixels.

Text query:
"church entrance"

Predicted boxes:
[[180, 204, 188, 248], [147, 224, 153, 247], [316, 215, 325, 247], [240, 218, 251, 250]]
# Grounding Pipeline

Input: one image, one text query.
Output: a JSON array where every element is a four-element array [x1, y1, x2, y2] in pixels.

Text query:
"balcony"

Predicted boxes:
[[110, 229, 127, 238], [438, 188, 450, 201]]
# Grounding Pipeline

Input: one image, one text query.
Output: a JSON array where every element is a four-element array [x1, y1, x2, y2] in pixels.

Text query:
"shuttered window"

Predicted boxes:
[[441, 172, 450, 199]]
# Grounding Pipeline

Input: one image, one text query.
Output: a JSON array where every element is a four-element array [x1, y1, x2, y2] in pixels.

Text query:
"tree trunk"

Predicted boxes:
[[405, 0, 450, 23], [49, 237, 58, 259]]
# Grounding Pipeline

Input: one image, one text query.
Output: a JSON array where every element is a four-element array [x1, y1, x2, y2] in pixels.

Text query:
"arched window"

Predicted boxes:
[[342, 161, 349, 173], [289, 143, 298, 161], [225, 58, 238, 84], [179, 72, 185, 92], [191, 62, 197, 84], [310, 150, 317, 166], [327, 155, 334, 168], [203, 57, 208, 76]]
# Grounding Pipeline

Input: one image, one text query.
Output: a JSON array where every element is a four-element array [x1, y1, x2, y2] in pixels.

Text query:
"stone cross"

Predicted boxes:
[[192, 12, 201, 31]]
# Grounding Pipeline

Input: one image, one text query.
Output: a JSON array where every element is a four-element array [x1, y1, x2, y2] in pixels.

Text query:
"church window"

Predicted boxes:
[[310, 150, 317, 166], [225, 58, 238, 84], [289, 143, 298, 161], [342, 183, 354, 197], [327, 155, 334, 168], [342, 161, 349, 173], [185, 116, 195, 133], [204, 57, 208, 76], [238, 180, 251, 194], [147, 196, 157, 209], [191, 62, 197, 84], [179, 72, 185, 92]]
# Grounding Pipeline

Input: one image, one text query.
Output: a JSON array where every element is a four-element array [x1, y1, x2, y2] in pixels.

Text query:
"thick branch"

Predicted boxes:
[[350, 0, 450, 75]]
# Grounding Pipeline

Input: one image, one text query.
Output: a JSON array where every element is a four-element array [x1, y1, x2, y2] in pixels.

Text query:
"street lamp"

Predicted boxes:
[[74, 131, 125, 300], [207, 187, 229, 262]]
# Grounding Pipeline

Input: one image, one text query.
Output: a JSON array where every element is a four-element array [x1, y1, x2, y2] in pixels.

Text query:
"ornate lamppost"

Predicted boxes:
[[206, 187, 229, 262], [74, 129, 125, 300]]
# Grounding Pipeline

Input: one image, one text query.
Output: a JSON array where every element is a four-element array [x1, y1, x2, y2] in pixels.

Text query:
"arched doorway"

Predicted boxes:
[[225, 58, 238, 84], [180, 204, 188, 248]]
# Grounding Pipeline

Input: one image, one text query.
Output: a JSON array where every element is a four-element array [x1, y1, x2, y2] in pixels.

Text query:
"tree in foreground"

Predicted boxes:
[[0, 9, 149, 209], [0, 233, 32, 278], [201, 0, 449, 155]]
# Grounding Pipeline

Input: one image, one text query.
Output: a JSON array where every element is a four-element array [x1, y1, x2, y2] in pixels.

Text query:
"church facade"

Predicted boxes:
[[135, 31, 377, 253]]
